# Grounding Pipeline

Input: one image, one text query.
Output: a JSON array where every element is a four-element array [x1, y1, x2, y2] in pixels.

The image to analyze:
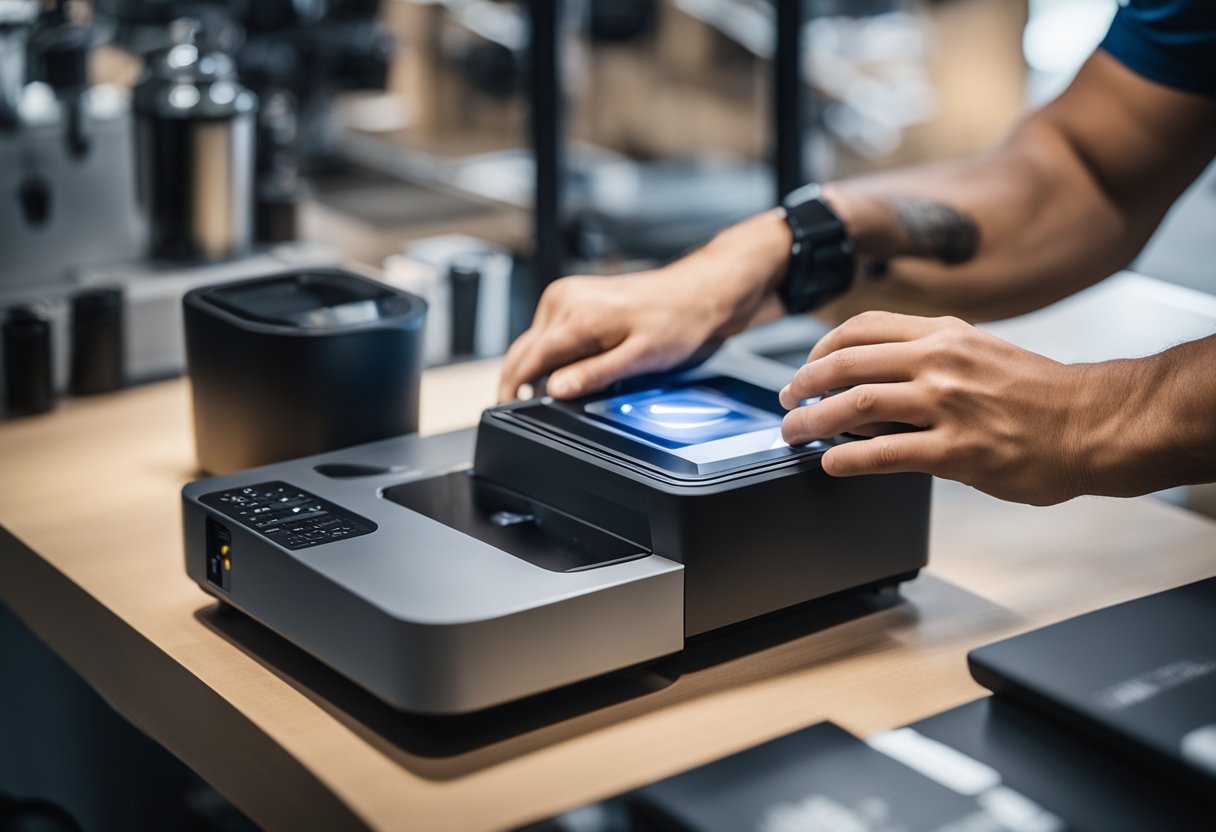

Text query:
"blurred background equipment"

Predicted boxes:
[[132, 18, 257, 261], [383, 233, 512, 365], [0, 0, 143, 293], [67, 285, 124, 395], [0, 0, 356, 409], [2, 304, 55, 416], [20, 0, 1216, 406], [339, 0, 1027, 290], [1, 0, 1040, 417]]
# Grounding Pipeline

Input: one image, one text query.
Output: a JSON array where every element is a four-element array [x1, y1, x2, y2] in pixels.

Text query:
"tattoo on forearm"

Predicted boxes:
[[888, 197, 981, 265]]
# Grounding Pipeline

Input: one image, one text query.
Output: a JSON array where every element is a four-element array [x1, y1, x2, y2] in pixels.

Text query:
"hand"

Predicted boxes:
[[497, 269, 721, 402], [777, 311, 1101, 505], [498, 211, 792, 402]]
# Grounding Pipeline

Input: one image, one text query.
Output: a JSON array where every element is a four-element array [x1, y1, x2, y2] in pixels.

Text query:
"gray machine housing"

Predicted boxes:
[[182, 357, 930, 715]]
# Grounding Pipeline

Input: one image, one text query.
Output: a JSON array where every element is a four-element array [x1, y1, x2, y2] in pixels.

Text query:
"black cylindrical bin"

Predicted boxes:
[[69, 287, 125, 395], [3, 305, 55, 416], [184, 269, 427, 475]]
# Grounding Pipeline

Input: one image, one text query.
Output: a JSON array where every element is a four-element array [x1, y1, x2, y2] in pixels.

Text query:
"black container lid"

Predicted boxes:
[[189, 270, 427, 332]]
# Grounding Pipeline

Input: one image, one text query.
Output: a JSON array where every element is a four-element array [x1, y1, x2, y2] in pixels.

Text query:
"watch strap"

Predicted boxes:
[[778, 184, 855, 314]]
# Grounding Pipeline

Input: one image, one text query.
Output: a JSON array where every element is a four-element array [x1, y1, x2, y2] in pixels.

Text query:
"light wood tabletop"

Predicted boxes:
[[2, 356, 1216, 832]]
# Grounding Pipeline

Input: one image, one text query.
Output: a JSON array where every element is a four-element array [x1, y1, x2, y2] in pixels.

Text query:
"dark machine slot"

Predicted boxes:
[[383, 472, 648, 573]]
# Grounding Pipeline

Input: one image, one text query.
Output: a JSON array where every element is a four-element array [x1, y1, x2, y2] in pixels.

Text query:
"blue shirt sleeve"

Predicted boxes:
[[1100, 0, 1216, 97]]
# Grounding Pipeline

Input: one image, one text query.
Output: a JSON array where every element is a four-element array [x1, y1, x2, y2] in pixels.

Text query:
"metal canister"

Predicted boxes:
[[133, 22, 257, 261]]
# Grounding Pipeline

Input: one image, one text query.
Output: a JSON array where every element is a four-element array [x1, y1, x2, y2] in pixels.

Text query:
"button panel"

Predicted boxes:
[[200, 481, 377, 550]]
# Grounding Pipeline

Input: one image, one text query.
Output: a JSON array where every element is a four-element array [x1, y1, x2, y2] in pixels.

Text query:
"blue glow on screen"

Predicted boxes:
[[584, 387, 781, 448]]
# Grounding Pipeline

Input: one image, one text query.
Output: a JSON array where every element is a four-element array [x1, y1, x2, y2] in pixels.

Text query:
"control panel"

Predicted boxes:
[[200, 481, 377, 550]]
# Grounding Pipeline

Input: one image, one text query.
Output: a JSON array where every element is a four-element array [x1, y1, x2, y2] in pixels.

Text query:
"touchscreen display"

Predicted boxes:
[[583, 386, 792, 464]]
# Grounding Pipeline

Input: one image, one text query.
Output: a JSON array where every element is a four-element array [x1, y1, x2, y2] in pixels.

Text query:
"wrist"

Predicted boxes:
[[710, 209, 793, 296], [820, 183, 902, 261], [686, 210, 792, 335], [1064, 356, 1165, 498]]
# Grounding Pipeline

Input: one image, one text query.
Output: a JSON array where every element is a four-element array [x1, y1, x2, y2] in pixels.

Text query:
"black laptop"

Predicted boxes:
[[969, 577, 1216, 802]]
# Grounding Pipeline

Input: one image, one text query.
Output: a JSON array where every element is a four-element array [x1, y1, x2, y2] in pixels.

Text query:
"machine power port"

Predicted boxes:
[[205, 518, 232, 592]]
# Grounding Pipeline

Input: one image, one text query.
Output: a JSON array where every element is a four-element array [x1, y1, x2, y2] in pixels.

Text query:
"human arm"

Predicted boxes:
[[821, 50, 1216, 323], [498, 50, 1216, 402]]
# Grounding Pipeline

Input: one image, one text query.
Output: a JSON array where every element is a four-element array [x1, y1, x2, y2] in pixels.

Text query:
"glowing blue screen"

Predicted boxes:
[[583, 386, 782, 452]]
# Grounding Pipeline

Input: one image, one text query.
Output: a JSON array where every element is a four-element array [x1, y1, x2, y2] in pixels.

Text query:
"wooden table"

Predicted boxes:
[[3, 356, 1216, 831]]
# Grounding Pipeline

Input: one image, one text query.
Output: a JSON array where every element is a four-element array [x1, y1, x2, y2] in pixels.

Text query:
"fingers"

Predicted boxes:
[[497, 276, 595, 402], [807, 310, 958, 364], [499, 326, 616, 402], [781, 383, 928, 444], [548, 338, 659, 399], [820, 432, 942, 477], [498, 328, 541, 402], [779, 342, 920, 409]]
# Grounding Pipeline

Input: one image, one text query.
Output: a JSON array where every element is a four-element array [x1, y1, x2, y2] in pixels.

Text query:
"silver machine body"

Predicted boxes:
[[182, 353, 932, 716], [182, 428, 686, 715]]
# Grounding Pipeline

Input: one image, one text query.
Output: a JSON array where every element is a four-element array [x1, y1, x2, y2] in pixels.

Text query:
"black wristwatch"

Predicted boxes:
[[777, 183, 855, 314]]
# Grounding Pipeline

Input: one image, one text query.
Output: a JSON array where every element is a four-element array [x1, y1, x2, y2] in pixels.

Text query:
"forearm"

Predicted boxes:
[[729, 51, 1216, 328], [819, 120, 1132, 323], [1076, 334, 1216, 497], [721, 93, 1135, 328]]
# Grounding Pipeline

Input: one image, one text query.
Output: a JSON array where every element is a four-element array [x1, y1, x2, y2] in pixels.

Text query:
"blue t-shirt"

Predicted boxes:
[[1100, 0, 1216, 97]]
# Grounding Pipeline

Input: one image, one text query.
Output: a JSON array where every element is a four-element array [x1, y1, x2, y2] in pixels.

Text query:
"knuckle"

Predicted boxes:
[[929, 325, 964, 350], [541, 322, 571, 346], [541, 276, 583, 305], [628, 331, 659, 353], [538, 281, 564, 304], [837, 311, 877, 339], [926, 372, 964, 406], [592, 330, 619, 353], [830, 348, 858, 371], [935, 319, 979, 354], [854, 309, 888, 326], [851, 386, 878, 416], [870, 439, 902, 469], [792, 361, 817, 393]]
